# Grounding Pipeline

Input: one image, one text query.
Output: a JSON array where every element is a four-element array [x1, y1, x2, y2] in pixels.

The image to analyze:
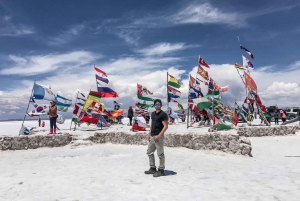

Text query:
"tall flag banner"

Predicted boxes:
[[137, 84, 153, 96], [96, 74, 109, 84], [234, 63, 245, 70], [240, 45, 254, 59], [242, 55, 254, 70], [94, 66, 107, 77], [55, 94, 72, 107], [83, 91, 102, 111], [168, 73, 181, 88], [198, 56, 210, 68], [32, 83, 55, 101], [197, 65, 209, 80], [97, 87, 119, 98], [244, 72, 257, 92]]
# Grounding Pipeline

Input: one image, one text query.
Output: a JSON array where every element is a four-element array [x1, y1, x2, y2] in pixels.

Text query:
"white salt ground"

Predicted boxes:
[[1, 119, 300, 200]]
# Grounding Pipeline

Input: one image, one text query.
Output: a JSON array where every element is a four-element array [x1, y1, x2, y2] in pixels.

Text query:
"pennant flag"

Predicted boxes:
[[97, 87, 119, 98], [240, 45, 254, 59], [94, 66, 107, 77], [242, 55, 254, 70], [137, 96, 154, 102], [193, 97, 212, 111], [214, 117, 232, 130], [32, 83, 55, 101], [244, 72, 257, 92], [96, 74, 109, 84], [198, 56, 210, 68], [234, 63, 245, 70], [168, 73, 181, 88], [83, 91, 102, 111], [55, 94, 72, 107], [197, 65, 209, 80]]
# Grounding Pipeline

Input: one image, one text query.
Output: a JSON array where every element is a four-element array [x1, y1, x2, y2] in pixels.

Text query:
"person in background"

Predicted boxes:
[[48, 100, 58, 134], [280, 109, 286, 123], [145, 99, 168, 177], [127, 106, 134, 126], [274, 109, 280, 125], [114, 101, 120, 110], [297, 110, 300, 125], [38, 117, 41, 127]]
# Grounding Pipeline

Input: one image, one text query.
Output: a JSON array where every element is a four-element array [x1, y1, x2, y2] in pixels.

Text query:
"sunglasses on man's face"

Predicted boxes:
[[154, 104, 161, 107]]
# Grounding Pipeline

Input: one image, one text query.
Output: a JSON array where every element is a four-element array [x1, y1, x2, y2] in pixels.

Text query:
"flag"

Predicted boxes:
[[57, 106, 69, 112], [244, 72, 257, 92], [178, 102, 184, 111], [234, 63, 245, 70], [96, 74, 109, 84], [137, 84, 153, 96], [242, 55, 254, 70], [197, 65, 209, 80], [137, 102, 153, 108], [97, 87, 119, 98], [234, 112, 239, 126], [108, 109, 125, 119], [168, 73, 181, 88], [168, 86, 181, 99], [27, 100, 49, 116], [137, 96, 154, 102], [55, 94, 72, 107], [189, 75, 196, 88], [193, 97, 212, 111], [198, 56, 210, 68], [253, 93, 266, 112], [32, 83, 55, 101], [240, 45, 254, 59], [94, 66, 107, 77], [132, 119, 147, 131], [220, 86, 229, 92], [83, 91, 102, 111], [189, 86, 204, 99], [214, 117, 232, 130], [244, 94, 255, 104]]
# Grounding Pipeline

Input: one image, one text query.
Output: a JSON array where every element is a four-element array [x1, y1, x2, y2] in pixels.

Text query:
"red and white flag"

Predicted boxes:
[[198, 56, 210, 68]]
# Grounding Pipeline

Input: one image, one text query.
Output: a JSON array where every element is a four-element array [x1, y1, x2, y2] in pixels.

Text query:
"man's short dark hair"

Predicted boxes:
[[154, 99, 162, 105]]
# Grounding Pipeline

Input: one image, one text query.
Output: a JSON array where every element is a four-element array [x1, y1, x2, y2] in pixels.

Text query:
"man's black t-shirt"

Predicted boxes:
[[151, 110, 168, 136]]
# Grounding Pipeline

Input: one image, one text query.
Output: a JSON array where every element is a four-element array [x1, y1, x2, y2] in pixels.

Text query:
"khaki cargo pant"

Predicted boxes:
[[147, 135, 165, 170]]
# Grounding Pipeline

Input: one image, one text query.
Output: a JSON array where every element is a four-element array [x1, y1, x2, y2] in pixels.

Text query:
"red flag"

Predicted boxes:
[[94, 66, 107, 77], [197, 65, 209, 80], [214, 116, 219, 126], [234, 112, 239, 126], [244, 72, 257, 92], [198, 56, 210, 68], [221, 86, 229, 92], [189, 75, 196, 88]]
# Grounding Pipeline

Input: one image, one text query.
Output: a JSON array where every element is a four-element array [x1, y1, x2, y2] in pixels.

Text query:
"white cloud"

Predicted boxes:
[[8, 111, 16, 115], [0, 51, 99, 76], [0, 24, 34, 36], [171, 3, 242, 26], [4, 16, 12, 21], [136, 42, 198, 56]]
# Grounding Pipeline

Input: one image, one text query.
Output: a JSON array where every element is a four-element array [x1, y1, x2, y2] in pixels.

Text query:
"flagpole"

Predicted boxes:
[[70, 91, 79, 130], [167, 72, 169, 115], [187, 74, 191, 128], [19, 80, 36, 136]]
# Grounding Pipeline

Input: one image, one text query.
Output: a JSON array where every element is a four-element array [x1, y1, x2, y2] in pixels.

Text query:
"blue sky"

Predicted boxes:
[[0, 0, 300, 120]]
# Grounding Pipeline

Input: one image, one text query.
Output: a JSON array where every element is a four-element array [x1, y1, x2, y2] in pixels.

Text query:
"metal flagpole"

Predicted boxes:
[[70, 91, 79, 130], [19, 80, 36, 135]]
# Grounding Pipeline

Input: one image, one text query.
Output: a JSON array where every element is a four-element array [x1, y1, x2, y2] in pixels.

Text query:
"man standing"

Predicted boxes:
[[145, 99, 168, 177]]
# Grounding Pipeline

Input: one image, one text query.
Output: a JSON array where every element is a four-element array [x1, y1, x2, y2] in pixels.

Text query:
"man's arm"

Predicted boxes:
[[155, 120, 168, 142]]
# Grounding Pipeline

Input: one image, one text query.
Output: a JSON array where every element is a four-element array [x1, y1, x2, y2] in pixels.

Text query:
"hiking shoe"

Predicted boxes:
[[144, 167, 157, 174], [153, 169, 165, 177]]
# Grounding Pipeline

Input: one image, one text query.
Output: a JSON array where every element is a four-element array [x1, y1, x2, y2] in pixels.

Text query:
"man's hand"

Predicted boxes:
[[155, 135, 161, 142]]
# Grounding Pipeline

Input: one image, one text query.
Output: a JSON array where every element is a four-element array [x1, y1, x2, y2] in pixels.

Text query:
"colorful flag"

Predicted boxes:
[[206, 90, 220, 96], [96, 74, 109, 84], [83, 91, 102, 111], [94, 66, 107, 77], [234, 112, 239, 126], [198, 56, 210, 68], [168, 73, 181, 88], [137, 102, 153, 108], [32, 83, 55, 101], [189, 86, 204, 99], [193, 97, 212, 111], [220, 86, 229, 92], [240, 45, 254, 59], [97, 87, 119, 98], [27, 101, 49, 116], [178, 102, 184, 111], [234, 63, 245, 70], [137, 84, 153, 96], [57, 106, 69, 112], [168, 86, 181, 98], [244, 72, 257, 92], [197, 65, 209, 80], [242, 55, 254, 70], [214, 116, 232, 130], [55, 94, 72, 107], [137, 96, 154, 102]]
